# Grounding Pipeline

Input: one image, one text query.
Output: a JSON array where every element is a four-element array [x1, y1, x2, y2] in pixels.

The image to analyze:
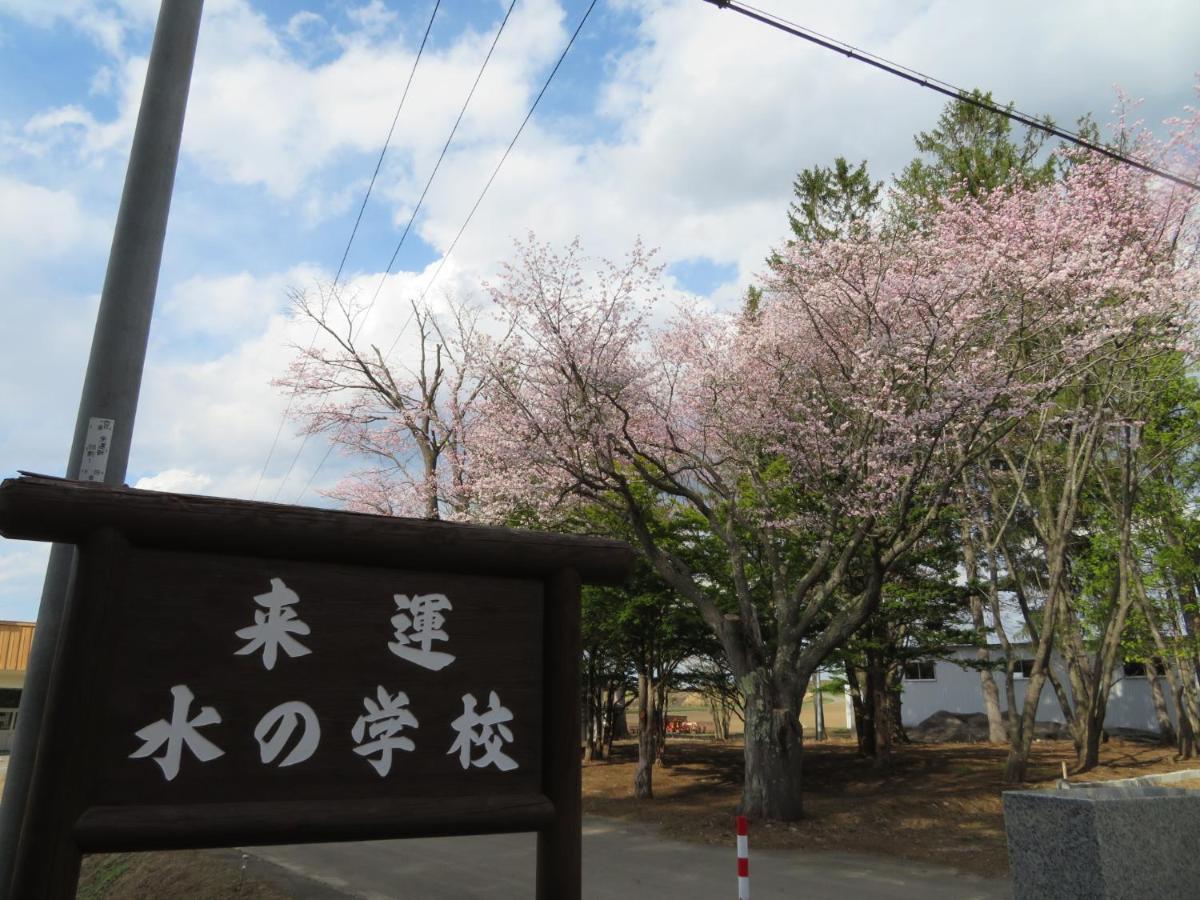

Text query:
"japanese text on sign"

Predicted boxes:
[[129, 578, 518, 782]]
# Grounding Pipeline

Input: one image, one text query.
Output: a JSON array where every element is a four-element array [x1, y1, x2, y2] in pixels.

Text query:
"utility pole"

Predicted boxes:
[[0, 2, 204, 890]]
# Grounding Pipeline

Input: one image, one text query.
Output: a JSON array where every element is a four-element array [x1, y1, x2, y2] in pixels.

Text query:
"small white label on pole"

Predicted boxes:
[[79, 417, 116, 482]]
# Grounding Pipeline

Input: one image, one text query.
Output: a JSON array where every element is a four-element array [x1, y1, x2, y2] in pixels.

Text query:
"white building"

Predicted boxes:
[[897, 645, 1176, 733]]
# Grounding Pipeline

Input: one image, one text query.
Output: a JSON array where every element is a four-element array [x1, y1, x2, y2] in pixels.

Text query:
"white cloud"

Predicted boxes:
[[162, 266, 321, 338], [347, 1, 398, 36], [0, 542, 49, 621], [89, 64, 114, 96], [0, 177, 97, 271], [17, 0, 567, 204], [286, 10, 325, 44], [133, 468, 213, 493], [0, 0, 159, 56]]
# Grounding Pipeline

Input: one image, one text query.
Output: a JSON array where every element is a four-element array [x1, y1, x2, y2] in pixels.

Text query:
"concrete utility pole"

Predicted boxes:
[[0, 2, 204, 890]]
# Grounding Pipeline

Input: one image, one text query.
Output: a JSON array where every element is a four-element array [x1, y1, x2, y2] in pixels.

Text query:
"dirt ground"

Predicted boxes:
[[582, 736, 1200, 877], [70, 734, 1200, 895]]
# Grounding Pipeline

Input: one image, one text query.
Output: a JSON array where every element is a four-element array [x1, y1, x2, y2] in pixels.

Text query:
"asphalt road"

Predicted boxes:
[[249, 817, 1012, 900]]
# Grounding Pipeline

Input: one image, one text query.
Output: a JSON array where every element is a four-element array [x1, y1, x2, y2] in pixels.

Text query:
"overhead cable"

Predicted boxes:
[[255, 0, 443, 502], [360, 0, 521, 329], [701, 0, 1200, 193], [381, 0, 602, 363], [293, 0, 601, 505]]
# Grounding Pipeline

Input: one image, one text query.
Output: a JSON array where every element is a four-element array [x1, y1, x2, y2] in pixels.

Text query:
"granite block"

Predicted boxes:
[[1003, 786, 1200, 899]]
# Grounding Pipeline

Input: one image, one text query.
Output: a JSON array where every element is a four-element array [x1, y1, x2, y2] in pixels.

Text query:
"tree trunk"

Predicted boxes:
[[1177, 688, 1197, 760], [963, 523, 1007, 742], [709, 692, 732, 740], [886, 671, 908, 745], [844, 664, 872, 756], [594, 683, 607, 761], [1145, 661, 1177, 745], [609, 688, 629, 742], [976, 640, 1006, 742], [1004, 568, 1063, 783], [987, 552, 1018, 742], [634, 673, 654, 799], [738, 670, 804, 820], [584, 659, 601, 762], [1071, 442, 1138, 774], [867, 655, 891, 768], [1133, 573, 1200, 757], [1080, 710, 1105, 771], [813, 671, 826, 741], [654, 679, 669, 765]]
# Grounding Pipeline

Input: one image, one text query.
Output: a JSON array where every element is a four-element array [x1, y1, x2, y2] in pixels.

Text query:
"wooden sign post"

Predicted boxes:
[[0, 475, 631, 899]]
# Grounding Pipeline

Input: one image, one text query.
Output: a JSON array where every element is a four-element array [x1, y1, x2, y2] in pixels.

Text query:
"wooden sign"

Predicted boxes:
[[0, 475, 632, 899]]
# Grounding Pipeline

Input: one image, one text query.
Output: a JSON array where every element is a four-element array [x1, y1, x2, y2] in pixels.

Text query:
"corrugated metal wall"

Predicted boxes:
[[0, 622, 34, 672]]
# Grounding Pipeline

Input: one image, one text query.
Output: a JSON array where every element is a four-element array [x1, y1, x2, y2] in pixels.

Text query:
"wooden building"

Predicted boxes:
[[0, 621, 33, 752]]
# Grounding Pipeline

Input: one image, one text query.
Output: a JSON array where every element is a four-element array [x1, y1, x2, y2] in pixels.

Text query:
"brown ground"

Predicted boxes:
[[70, 735, 1200, 895], [582, 736, 1200, 877]]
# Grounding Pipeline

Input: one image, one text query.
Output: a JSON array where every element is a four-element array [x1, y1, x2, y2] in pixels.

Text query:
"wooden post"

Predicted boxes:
[[12, 528, 129, 899], [537, 568, 582, 899]]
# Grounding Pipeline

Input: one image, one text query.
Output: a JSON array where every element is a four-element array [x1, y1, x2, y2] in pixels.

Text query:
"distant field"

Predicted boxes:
[[627, 692, 846, 735]]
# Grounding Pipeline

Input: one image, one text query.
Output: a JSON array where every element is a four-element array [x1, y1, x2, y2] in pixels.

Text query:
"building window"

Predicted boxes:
[[0, 710, 16, 731], [1014, 659, 1035, 679], [1123, 659, 1163, 678], [903, 660, 936, 681]]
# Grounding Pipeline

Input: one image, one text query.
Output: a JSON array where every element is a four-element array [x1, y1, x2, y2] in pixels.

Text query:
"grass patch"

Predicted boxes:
[[78, 850, 290, 899], [76, 853, 129, 900]]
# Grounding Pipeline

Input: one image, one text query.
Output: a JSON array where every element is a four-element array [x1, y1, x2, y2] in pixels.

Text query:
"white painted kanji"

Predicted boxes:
[[129, 684, 225, 781], [448, 690, 517, 771], [235, 577, 312, 670], [254, 700, 321, 767], [352, 686, 419, 776], [388, 593, 455, 671]]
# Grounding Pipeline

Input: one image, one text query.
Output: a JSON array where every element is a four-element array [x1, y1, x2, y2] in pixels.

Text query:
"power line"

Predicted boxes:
[[701, 0, 1200, 193], [261, 1, 443, 502], [334, 0, 444, 288], [383, 0, 602, 363], [289, 0, 523, 507], [361, 0, 520, 329], [293, 0, 601, 505]]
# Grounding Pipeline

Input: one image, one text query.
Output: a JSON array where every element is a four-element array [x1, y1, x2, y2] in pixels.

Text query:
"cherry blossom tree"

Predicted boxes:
[[276, 283, 498, 519], [980, 111, 1199, 780], [472, 139, 1196, 816]]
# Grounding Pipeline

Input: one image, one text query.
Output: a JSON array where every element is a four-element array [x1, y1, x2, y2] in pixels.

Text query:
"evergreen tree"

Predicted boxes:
[[787, 157, 881, 243], [892, 89, 1056, 222]]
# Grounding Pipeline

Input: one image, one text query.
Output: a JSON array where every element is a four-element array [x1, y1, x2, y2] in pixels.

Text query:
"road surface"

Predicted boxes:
[[249, 816, 1011, 899]]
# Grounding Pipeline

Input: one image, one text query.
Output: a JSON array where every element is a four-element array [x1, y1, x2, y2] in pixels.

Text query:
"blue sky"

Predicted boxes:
[[1, 0, 1198, 620]]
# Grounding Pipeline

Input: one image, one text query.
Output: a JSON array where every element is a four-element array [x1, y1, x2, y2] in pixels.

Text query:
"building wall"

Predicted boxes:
[[0, 621, 32, 753], [0, 621, 33, 673], [898, 647, 1177, 732]]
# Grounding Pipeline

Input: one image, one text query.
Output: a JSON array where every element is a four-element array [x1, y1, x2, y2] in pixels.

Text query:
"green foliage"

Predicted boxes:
[[742, 284, 763, 320], [892, 89, 1056, 223], [843, 507, 979, 673], [787, 157, 881, 243], [574, 483, 721, 681]]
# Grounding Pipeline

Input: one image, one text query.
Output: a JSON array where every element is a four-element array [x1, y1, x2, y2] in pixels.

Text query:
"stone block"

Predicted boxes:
[[1003, 784, 1200, 899]]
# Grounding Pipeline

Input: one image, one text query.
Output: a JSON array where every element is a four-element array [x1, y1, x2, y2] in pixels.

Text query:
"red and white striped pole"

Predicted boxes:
[[736, 815, 749, 899]]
